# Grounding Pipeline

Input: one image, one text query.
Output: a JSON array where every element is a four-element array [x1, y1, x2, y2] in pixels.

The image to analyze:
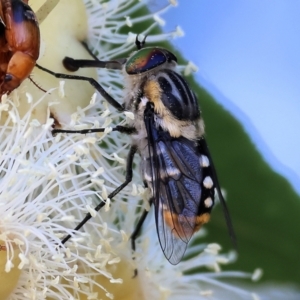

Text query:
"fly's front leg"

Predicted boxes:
[[62, 57, 126, 72], [35, 64, 124, 112], [52, 125, 136, 136], [62, 41, 126, 72]]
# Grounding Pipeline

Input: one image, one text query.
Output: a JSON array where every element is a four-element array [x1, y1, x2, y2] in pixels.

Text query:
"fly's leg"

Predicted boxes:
[[130, 199, 153, 276], [52, 125, 136, 136], [35, 63, 124, 112], [62, 56, 125, 71], [61, 145, 137, 244]]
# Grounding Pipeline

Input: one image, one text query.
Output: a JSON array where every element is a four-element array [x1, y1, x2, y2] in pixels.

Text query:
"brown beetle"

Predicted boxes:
[[0, 0, 40, 95]]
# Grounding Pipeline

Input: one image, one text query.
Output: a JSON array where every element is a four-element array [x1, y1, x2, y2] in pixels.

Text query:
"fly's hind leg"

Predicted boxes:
[[61, 145, 137, 244], [130, 199, 153, 276]]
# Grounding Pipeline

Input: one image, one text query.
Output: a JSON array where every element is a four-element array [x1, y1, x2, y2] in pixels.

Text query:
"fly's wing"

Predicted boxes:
[[144, 103, 215, 264]]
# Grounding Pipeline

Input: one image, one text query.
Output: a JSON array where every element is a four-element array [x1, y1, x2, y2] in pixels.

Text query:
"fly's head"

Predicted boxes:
[[125, 47, 177, 76], [123, 47, 177, 118]]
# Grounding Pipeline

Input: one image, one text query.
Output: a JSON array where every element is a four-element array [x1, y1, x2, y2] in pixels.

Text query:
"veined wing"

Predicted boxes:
[[143, 103, 215, 264]]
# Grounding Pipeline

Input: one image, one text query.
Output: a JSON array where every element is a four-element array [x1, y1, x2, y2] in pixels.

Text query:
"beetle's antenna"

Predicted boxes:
[[28, 75, 47, 93]]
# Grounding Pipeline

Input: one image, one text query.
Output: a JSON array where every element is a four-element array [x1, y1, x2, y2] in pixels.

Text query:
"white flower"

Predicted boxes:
[[1, 1, 299, 300]]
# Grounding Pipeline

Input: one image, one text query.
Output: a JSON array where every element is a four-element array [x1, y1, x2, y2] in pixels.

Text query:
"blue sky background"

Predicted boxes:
[[158, 1, 300, 194]]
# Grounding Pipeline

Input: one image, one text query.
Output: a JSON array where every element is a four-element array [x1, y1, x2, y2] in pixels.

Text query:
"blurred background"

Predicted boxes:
[[149, 0, 300, 290]]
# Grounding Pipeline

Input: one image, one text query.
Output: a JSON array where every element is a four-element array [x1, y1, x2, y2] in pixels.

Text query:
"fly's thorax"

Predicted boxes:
[[122, 62, 176, 111], [124, 68, 205, 144], [126, 94, 149, 155], [141, 69, 205, 140], [130, 120, 148, 150], [154, 112, 205, 141]]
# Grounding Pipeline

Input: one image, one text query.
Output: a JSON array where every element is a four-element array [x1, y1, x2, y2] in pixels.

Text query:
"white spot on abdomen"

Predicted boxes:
[[204, 197, 213, 208], [203, 176, 213, 189], [200, 155, 210, 167]]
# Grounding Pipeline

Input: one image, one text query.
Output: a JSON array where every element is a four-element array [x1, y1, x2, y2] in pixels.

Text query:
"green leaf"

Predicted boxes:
[[189, 78, 300, 285]]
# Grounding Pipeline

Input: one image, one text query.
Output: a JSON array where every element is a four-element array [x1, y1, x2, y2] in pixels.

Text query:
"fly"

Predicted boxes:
[[36, 37, 236, 264]]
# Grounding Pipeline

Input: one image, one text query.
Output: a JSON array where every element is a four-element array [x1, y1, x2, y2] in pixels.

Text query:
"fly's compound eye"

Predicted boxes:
[[126, 47, 177, 75]]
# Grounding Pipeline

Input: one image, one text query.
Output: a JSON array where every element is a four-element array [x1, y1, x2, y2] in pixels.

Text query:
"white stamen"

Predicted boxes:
[[127, 32, 136, 43], [90, 93, 97, 104], [5, 260, 14, 272], [125, 16, 132, 27], [86, 205, 97, 218], [184, 61, 199, 76], [252, 293, 261, 300], [153, 14, 166, 26], [100, 109, 110, 118], [51, 276, 60, 285], [169, 0, 178, 6], [102, 185, 108, 199], [59, 81, 65, 98], [112, 153, 125, 164], [61, 216, 75, 222], [92, 168, 104, 178], [200, 290, 213, 296], [131, 184, 138, 196], [104, 198, 111, 212], [173, 26, 184, 37], [124, 111, 134, 120], [30, 119, 41, 127], [13, 239, 24, 246], [110, 278, 123, 284], [252, 268, 263, 281], [26, 93, 33, 103], [18, 254, 29, 269], [8, 110, 17, 123], [108, 257, 121, 264]]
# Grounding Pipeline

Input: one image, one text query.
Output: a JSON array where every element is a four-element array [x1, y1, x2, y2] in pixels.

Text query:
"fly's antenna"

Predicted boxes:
[[135, 34, 148, 49]]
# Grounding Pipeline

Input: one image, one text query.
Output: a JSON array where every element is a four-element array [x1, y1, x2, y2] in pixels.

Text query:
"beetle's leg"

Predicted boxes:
[[35, 63, 124, 111], [61, 145, 137, 245], [53, 125, 136, 136]]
